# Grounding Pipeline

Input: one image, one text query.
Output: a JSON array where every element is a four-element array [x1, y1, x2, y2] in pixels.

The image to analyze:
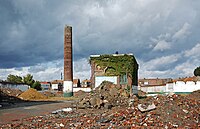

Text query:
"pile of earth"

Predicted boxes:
[[78, 81, 134, 109], [19, 88, 47, 100]]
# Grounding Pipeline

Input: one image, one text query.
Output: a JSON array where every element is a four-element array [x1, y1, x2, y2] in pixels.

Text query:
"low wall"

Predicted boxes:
[[0, 83, 29, 91], [73, 87, 91, 92], [140, 81, 200, 94], [139, 85, 166, 93], [172, 81, 200, 93]]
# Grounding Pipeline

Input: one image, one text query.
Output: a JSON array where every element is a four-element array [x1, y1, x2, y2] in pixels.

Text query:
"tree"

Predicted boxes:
[[194, 66, 200, 76], [23, 74, 35, 87], [7, 74, 23, 83], [6, 73, 42, 90], [32, 81, 42, 91]]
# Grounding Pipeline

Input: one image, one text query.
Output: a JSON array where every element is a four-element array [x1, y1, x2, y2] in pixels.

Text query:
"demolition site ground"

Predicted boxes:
[[0, 81, 199, 128]]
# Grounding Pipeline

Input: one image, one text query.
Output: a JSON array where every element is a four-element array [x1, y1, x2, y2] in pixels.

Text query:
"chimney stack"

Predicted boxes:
[[63, 25, 73, 97]]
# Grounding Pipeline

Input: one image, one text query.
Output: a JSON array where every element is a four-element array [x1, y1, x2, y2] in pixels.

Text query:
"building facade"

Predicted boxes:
[[81, 79, 91, 87], [40, 82, 51, 91], [51, 80, 63, 91], [73, 79, 81, 87]]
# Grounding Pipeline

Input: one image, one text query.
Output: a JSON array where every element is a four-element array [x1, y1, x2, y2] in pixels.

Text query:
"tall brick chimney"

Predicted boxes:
[[63, 25, 73, 97]]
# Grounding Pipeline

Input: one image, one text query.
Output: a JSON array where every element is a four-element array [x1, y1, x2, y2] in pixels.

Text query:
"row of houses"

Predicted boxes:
[[40, 79, 91, 91], [139, 76, 200, 94], [0, 79, 91, 92]]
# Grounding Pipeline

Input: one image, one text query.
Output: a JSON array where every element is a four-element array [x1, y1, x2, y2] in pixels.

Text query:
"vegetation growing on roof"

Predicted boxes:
[[90, 54, 138, 77]]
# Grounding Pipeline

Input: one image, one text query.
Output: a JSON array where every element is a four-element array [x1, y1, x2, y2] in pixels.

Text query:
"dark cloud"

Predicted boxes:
[[0, 0, 200, 80]]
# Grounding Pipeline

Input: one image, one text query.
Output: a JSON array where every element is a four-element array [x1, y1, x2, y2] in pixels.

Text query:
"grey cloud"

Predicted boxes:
[[184, 43, 200, 59], [0, 0, 200, 80], [153, 40, 171, 51], [172, 23, 191, 40]]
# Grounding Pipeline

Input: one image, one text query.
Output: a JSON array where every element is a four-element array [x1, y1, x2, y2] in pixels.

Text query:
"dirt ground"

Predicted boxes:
[[0, 86, 199, 128], [0, 101, 72, 125]]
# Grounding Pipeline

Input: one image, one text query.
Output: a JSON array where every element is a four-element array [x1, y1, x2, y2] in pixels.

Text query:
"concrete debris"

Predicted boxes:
[[62, 108, 72, 112], [128, 99, 134, 107], [52, 108, 74, 115], [59, 123, 64, 127], [77, 81, 131, 109], [182, 109, 189, 114], [138, 103, 156, 112], [51, 109, 62, 114]]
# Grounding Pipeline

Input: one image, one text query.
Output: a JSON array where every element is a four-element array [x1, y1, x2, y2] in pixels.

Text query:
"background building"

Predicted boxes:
[[81, 79, 91, 87], [40, 82, 51, 91], [51, 80, 63, 91], [73, 79, 81, 87]]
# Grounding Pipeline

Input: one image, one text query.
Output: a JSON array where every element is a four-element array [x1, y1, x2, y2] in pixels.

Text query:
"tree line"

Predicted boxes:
[[194, 66, 200, 77], [6, 74, 42, 90]]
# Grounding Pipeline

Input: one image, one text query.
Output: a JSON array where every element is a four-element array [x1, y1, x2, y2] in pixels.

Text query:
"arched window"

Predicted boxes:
[[105, 67, 116, 74]]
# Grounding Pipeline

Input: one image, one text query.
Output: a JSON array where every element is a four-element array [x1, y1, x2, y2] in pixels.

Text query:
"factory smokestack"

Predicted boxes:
[[63, 25, 73, 97]]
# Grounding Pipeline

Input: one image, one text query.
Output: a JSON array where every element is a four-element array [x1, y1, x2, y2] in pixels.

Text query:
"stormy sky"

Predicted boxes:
[[0, 0, 200, 81]]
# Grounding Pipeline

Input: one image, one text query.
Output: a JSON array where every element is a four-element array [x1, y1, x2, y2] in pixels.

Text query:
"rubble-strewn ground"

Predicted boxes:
[[0, 88, 25, 108], [0, 82, 200, 128]]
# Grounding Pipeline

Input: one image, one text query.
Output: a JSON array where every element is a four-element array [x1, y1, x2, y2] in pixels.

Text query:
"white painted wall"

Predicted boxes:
[[173, 81, 200, 93], [63, 81, 73, 93], [166, 83, 174, 92], [140, 81, 200, 93], [140, 85, 166, 93], [51, 84, 58, 90], [95, 76, 117, 88], [73, 87, 91, 92]]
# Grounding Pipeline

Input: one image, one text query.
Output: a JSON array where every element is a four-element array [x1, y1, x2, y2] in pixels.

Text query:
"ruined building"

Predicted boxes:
[[90, 53, 139, 91]]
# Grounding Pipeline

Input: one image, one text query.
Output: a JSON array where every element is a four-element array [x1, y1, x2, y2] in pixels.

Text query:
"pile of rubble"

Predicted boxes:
[[19, 88, 47, 100], [78, 81, 132, 109], [0, 87, 22, 97], [1, 90, 199, 128], [0, 88, 24, 107]]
